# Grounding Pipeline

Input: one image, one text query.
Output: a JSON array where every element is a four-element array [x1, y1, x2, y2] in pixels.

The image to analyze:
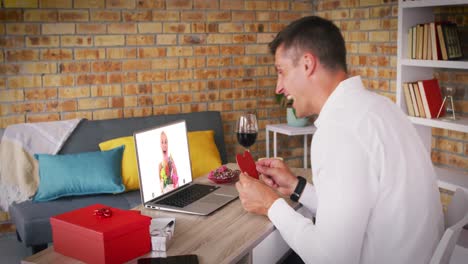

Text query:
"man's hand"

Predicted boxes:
[[256, 158, 298, 196], [235, 173, 280, 216]]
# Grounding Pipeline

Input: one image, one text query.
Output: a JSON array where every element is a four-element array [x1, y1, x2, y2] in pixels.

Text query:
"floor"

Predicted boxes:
[[0, 232, 32, 264], [0, 212, 31, 263]]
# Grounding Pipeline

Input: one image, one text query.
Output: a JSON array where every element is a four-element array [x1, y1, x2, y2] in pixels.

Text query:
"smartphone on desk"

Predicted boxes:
[[137, 255, 199, 264]]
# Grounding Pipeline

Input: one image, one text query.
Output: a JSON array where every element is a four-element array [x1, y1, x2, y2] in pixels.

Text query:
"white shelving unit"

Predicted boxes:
[[265, 124, 317, 169], [397, 0, 468, 193]]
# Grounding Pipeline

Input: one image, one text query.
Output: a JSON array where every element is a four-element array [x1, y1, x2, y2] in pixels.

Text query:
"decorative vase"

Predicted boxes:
[[286, 108, 308, 127]]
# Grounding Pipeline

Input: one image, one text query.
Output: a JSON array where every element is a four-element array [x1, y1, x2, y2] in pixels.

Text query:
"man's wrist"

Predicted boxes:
[[290, 176, 307, 202], [289, 177, 299, 196]]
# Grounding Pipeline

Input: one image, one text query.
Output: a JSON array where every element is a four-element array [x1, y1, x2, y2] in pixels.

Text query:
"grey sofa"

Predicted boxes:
[[8, 111, 227, 253]]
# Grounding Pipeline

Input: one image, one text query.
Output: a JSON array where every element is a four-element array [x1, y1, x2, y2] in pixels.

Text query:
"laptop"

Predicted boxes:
[[134, 120, 238, 215]]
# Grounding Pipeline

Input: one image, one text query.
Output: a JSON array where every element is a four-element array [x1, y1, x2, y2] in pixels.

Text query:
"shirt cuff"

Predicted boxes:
[[268, 198, 298, 230], [298, 183, 317, 211]]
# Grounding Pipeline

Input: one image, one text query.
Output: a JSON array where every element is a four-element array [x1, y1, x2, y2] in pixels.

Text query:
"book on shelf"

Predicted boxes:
[[403, 82, 415, 117], [417, 24, 424, 60], [437, 22, 449, 60], [403, 79, 445, 119], [417, 81, 432, 118], [422, 23, 429, 60], [430, 22, 442, 60], [442, 22, 463, 60], [408, 21, 462, 61], [407, 25, 418, 59], [408, 27, 413, 59], [408, 82, 420, 117], [417, 78, 445, 118], [413, 82, 426, 118], [426, 23, 432, 60], [411, 26, 417, 59]]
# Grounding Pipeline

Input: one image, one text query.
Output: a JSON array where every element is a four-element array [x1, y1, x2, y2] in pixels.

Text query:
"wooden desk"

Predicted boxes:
[[22, 165, 312, 264]]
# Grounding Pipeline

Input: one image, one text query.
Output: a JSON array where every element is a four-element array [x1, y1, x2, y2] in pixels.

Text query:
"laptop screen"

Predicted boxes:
[[134, 120, 193, 204]]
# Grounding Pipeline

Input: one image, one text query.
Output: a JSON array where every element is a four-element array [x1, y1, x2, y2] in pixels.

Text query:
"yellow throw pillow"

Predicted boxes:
[[99, 136, 139, 191], [187, 130, 222, 179]]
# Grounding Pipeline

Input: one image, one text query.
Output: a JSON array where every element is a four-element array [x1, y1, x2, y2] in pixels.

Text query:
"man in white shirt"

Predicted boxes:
[[235, 16, 444, 264]]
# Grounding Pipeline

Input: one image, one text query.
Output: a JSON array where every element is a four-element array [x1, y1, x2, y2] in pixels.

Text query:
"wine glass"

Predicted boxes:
[[235, 112, 258, 151]]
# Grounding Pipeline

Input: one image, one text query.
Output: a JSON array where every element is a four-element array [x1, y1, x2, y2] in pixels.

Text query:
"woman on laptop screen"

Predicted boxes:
[[159, 131, 179, 193]]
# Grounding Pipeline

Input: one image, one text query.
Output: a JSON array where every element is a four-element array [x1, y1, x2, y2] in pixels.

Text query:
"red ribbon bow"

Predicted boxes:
[[93, 207, 112, 218]]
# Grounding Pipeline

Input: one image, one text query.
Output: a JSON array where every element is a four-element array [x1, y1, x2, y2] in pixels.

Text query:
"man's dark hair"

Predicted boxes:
[[269, 16, 347, 73]]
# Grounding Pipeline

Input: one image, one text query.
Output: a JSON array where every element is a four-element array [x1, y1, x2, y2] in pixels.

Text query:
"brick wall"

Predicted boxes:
[[0, 0, 466, 172], [0, 0, 315, 167]]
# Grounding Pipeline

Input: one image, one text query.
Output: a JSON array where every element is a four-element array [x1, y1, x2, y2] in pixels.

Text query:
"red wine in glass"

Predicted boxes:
[[236, 113, 258, 151], [236, 131, 257, 148]]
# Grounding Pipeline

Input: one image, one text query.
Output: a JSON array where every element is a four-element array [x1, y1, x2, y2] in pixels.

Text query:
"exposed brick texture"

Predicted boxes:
[[0, 0, 466, 176]]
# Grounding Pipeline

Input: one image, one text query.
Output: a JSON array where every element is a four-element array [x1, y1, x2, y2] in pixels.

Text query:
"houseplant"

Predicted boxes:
[[276, 94, 309, 127]]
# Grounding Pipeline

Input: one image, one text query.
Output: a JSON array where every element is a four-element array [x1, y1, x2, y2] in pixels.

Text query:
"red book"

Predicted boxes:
[[417, 79, 445, 118]]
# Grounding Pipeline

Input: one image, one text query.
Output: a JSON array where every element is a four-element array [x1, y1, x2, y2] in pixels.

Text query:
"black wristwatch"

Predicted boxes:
[[290, 176, 307, 202]]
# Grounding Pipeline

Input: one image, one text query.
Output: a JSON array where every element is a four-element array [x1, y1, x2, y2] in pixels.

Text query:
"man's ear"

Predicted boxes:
[[303, 53, 316, 76]]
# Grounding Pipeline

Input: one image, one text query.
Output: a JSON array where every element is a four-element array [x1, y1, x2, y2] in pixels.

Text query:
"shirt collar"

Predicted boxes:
[[314, 75, 363, 128]]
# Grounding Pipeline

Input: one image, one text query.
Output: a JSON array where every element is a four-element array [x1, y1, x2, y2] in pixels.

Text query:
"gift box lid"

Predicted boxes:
[[51, 204, 151, 241]]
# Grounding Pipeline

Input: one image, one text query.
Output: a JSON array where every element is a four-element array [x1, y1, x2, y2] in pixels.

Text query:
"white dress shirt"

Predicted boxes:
[[268, 76, 444, 264]]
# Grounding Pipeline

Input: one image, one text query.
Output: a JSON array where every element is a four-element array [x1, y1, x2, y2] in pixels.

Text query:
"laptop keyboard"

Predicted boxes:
[[157, 184, 219, 208]]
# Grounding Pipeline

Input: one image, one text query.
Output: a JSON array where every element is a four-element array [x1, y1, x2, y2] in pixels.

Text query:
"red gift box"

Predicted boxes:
[[50, 204, 151, 264]]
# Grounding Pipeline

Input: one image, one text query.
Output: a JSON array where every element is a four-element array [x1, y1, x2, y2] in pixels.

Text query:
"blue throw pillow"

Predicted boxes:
[[33, 146, 125, 202]]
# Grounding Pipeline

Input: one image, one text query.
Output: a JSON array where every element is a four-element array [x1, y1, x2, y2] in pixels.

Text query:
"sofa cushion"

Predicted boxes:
[[99, 137, 140, 191], [188, 130, 222, 178], [33, 146, 125, 202]]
